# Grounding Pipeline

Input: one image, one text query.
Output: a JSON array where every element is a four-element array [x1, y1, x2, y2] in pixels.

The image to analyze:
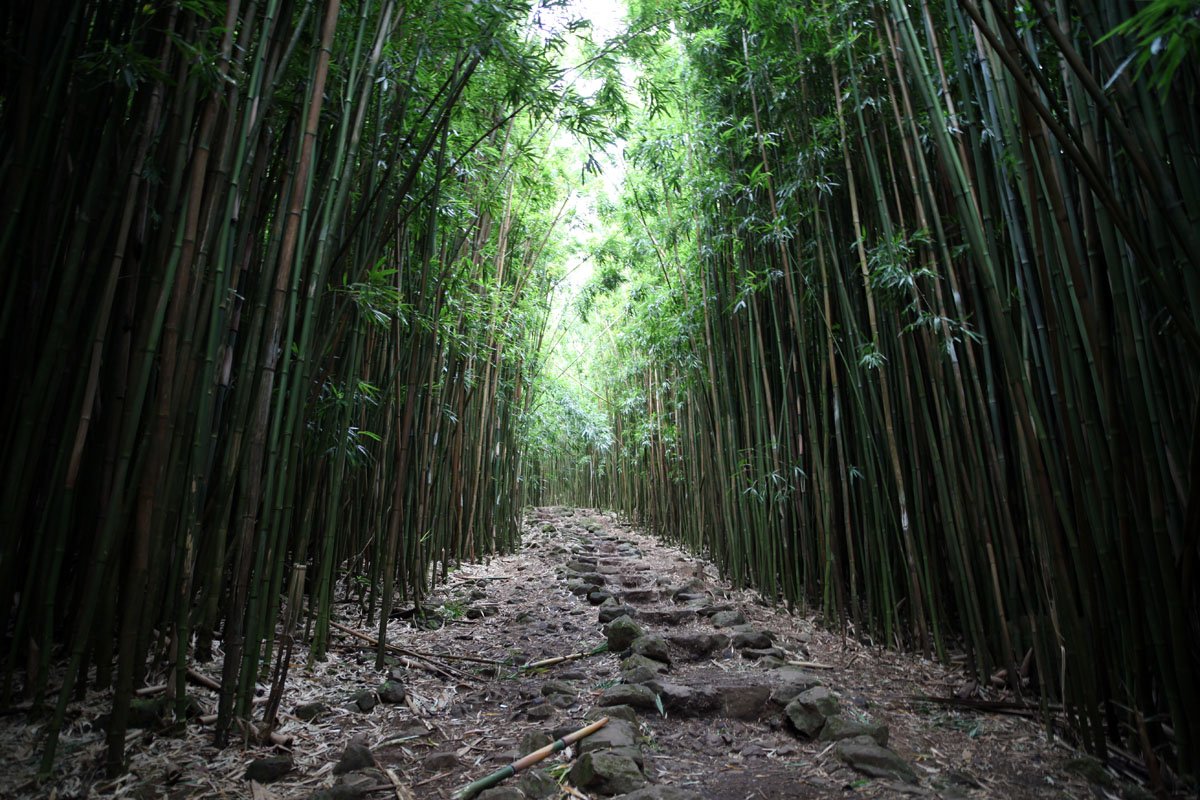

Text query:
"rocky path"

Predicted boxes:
[[3, 507, 1130, 799]]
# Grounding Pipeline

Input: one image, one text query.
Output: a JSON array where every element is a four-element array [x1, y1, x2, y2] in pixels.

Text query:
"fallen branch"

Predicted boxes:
[[326, 619, 470, 681], [521, 644, 607, 671], [452, 717, 610, 800]]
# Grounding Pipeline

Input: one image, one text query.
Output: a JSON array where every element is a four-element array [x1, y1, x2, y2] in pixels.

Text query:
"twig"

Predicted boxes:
[[326, 619, 471, 680]]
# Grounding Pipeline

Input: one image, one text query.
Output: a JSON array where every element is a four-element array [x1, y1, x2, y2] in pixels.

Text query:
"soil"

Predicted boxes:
[[0, 507, 1160, 799]]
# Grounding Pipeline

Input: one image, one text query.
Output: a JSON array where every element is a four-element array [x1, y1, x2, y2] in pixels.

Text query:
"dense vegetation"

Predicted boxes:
[[2, 0, 1198, 788], [0, 0, 625, 776], [534, 0, 1200, 783]]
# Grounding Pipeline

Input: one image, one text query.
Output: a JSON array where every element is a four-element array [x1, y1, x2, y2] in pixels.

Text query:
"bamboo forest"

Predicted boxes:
[[1, 0, 1198, 796]]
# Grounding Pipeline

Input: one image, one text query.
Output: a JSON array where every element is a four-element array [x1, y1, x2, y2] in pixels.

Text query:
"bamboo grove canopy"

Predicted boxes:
[[2, 0, 1200, 786]]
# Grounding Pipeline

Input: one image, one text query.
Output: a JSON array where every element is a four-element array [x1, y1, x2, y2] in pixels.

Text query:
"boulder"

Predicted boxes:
[[598, 683, 660, 711], [578, 719, 639, 755], [569, 750, 645, 795], [586, 704, 639, 725], [731, 631, 773, 650], [819, 715, 889, 747], [621, 655, 669, 674], [333, 736, 375, 774], [771, 668, 823, 705], [666, 632, 729, 659], [517, 768, 559, 799], [599, 605, 638, 624], [476, 788, 524, 800], [629, 635, 671, 664], [785, 686, 839, 737], [604, 616, 645, 652], [378, 680, 406, 704], [245, 755, 293, 783], [295, 701, 329, 721], [719, 684, 773, 720], [834, 735, 917, 783], [709, 610, 747, 628]]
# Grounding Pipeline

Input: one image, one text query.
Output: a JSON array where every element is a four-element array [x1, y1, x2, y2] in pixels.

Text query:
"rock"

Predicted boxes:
[[333, 735, 375, 774], [599, 605, 637, 624], [598, 683, 660, 710], [378, 680, 407, 704], [466, 607, 485, 619], [469, 588, 488, 600], [547, 692, 577, 709], [621, 654, 669, 674], [520, 730, 554, 755], [347, 690, 378, 712], [566, 559, 598, 572], [835, 735, 917, 783], [604, 616, 645, 652], [526, 703, 556, 721], [719, 684, 772, 720], [589, 591, 614, 605], [621, 665, 660, 684], [740, 646, 786, 660], [541, 680, 576, 697], [620, 589, 659, 604], [586, 704, 639, 724], [644, 680, 720, 717], [127, 697, 164, 729], [517, 768, 559, 799], [666, 632, 729, 658], [696, 603, 736, 617], [629, 635, 671, 663], [568, 580, 600, 597], [731, 631, 773, 650], [245, 755, 293, 783], [785, 686, 840, 737], [574, 572, 607, 586], [819, 715, 889, 746], [476, 787, 524, 800], [771, 668, 823, 704], [674, 592, 708, 603], [423, 749, 460, 771], [569, 750, 645, 795], [610, 787, 707, 800], [294, 701, 329, 722], [670, 579, 705, 600], [637, 609, 696, 626], [310, 785, 369, 800], [578, 719, 639, 754], [709, 610, 747, 628]]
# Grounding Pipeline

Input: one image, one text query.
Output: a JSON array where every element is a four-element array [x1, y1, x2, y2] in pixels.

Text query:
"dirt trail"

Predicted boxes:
[[2, 507, 1118, 799]]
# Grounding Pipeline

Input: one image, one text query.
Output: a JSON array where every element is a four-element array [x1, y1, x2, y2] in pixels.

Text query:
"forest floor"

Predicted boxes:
[[1, 507, 1158, 800]]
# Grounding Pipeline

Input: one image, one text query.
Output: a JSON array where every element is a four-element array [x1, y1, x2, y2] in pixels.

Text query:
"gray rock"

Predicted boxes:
[[666, 632, 729, 658], [378, 680, 406, 704], [295, 701, 329, 721], [719, 684, 773, 720], [517, 768, 559, 799], [578, 719, 638, 754], [547, 692, 577, 709], [785, 686, 840, 737], [621, 655, 669, 674], [476, 787, 524, 800], [629, 635, 671, 663], [333, 736, 375, 774], [574, 572, 607, 586], [670, 579, 705, 600], [245, 755, 293, 783], [423, 749, 460, 771], [604, 616, 645, 652], [674, 592, 708, 603], [637, 609, 697, 626], [566, 559, 598, 572], [731, 631, 773, 650], [835, 735, 917, 783], [709, 610, 747, 628], [526, 703, 556, 721], [644, 680, 719, 717], [771, 667, 823, 704], [346, 690, 378, 712], [541, 680, 576, 697], [696, 604, 736, 617], [586, 704, 639, 724], [469, 588, 488, 600], [569, 750, 645, 795], [520, 730, 554, 755], [589, 591, 614, 605], [610, 787, 707, 800], [819, 715, 889, 746], [621, 665, 660, 684], [568, 580, 600, 597], [740, 647, 786, 660], [599, 605, 638, 623], [598, 683, 660, 710], [620, 589, 659, 604]]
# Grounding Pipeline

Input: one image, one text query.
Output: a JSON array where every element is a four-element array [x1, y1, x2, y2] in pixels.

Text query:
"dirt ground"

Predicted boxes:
[[0, 507, 1163, 799]]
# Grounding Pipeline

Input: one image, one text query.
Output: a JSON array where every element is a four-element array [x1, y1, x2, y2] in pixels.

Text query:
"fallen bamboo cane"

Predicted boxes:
[[451, 717, 609, 800], [521, 644, 607, 670]]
